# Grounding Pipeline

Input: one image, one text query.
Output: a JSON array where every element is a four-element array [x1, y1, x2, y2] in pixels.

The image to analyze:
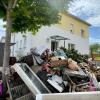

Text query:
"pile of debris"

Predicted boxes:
[[16, 46, 100, 93], [6, 46, 100, 99]]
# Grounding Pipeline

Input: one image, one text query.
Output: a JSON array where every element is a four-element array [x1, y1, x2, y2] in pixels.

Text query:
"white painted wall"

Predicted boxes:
[[11, 25, 89, 57]]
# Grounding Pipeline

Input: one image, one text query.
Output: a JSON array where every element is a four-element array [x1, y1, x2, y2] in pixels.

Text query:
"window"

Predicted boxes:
[[80, 29, 84, 37], [15, 41, 19, 52], [19, 40, 22, 49], [51, 41, 59, 51], [70, 29, 73, 33], [16, 41, 18, 51], [23, 36, 27, 49], [68, 43, 75, 50], [70, 24, 74, 34]]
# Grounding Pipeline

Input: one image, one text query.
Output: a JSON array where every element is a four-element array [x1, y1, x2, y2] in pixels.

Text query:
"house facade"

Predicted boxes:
[[11, 12, 91, 57]]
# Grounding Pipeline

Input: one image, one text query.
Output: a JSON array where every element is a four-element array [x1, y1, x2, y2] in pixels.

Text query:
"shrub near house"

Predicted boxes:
[[61, 47, 89, 63]]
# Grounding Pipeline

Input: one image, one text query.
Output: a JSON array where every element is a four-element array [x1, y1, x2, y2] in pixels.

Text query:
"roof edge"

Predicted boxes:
[[62, 11, 91, 26]]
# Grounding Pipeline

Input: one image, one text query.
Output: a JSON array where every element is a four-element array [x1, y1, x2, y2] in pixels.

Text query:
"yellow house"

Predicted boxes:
[[11, 12, 91, 56], [58, 12, 91, 39]]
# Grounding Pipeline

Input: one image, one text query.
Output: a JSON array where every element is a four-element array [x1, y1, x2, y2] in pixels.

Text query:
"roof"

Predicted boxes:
[[63, 11, 91, 26], [50, 35, 70, 40], [0, 42, 15, 46]]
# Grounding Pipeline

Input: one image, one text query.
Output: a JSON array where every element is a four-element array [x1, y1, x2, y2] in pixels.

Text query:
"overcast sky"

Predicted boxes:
[[0, 20, 5, 39], [68, 0, 100, 44], [0, 0, 100, 44]]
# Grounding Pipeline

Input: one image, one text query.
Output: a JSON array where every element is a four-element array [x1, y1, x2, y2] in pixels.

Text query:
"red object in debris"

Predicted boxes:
[[89, 80, 96, 91], [42, 64, 50, 71], [0, 80, 2, 96], [89, 86, 96, 91]]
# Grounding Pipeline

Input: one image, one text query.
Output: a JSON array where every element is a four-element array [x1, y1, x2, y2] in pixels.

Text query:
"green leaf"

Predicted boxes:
[[0, 6, 6, 18], [0, 0, 72, 34]]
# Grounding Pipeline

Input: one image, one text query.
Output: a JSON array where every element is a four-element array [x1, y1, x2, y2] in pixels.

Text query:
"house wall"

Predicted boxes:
[[58, 13, 90, 39], [11, 12, 90, 57], [11, 25, 89, 57]]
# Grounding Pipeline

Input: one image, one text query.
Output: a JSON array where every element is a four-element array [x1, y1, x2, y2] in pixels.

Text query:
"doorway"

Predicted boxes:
[[51, 41, 58, 51]]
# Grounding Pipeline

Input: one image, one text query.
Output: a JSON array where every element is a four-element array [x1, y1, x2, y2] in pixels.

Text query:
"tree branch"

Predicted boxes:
[[1, 0, 7, 9], [0, 3, 2, 7], [12, 0, 18, 8]]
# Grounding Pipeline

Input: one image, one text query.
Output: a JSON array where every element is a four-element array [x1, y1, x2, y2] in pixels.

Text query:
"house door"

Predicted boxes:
[[51, 41, 58, 51]]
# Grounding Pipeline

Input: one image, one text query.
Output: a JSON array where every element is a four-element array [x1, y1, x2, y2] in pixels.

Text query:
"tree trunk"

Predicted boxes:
[[2, 11, 12, 74], [2, 1, 13, 95]]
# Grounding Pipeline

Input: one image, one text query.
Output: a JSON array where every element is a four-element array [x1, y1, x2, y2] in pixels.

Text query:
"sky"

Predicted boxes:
[[0, 0, 100, 44], [68, 0, 100, 44], [0, 20, 5, 39]]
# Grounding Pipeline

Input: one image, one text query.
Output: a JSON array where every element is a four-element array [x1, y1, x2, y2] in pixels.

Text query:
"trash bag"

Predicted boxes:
[[18, 54, 34, 67], [2, 79, 7, 97], [54, 49, 68, 58]]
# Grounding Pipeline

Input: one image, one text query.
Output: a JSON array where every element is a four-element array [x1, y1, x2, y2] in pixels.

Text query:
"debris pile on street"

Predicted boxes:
[[6, 46, 100, 99], [18, 47, 100, 93]]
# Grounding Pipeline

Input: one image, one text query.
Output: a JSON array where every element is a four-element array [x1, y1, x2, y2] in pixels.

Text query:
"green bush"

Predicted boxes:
[[60, 47, 89, 63]]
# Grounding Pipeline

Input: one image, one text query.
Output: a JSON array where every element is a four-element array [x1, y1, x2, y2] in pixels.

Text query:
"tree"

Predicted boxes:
[[0, 0, 72, 94], [90, 43, 100, 53], [0, 0, 58, 75], [90, 43, 100, 58]]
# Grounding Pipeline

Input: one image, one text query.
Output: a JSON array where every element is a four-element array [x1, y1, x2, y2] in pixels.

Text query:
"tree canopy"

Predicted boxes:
[[90, 43, 100, 53], [13, 0, 62, 34], [0, 0, 6, 18], [0, 0, 72, 73], [0, 0, 62, 34]]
